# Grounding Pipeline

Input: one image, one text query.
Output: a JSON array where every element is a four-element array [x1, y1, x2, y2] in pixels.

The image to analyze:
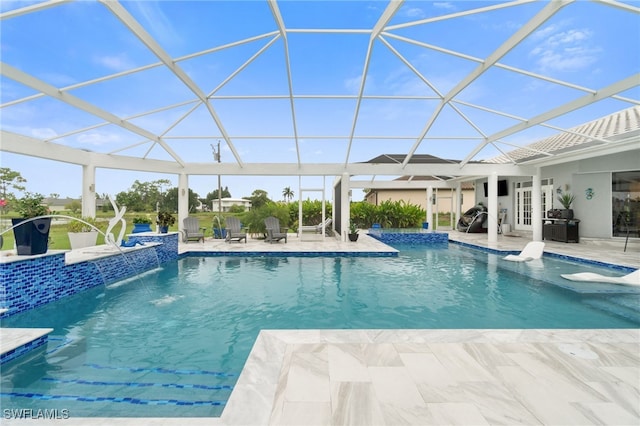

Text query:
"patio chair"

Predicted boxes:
[[225, 217, 247, 243], [300, 218, 332, 235], [503, 241, 545, 262], [182, 217, 206, 243], [264, 216, 288, 244]]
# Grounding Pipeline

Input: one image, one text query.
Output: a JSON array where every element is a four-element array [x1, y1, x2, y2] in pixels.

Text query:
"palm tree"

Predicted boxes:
[[282, 186, 294, 203]]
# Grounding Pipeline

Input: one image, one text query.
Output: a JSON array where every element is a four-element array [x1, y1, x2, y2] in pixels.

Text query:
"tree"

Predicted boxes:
[[163, 187, 200, 212], [247, 189, 270, 209], [205, 186, 232, 207], [0, 167, 26, 211], [282, 186, 294, 203], [65, 199, 82, 214], [115, 179, 172, 212]]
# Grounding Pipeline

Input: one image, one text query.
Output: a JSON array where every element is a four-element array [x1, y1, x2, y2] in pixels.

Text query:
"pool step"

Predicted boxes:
[[584, 295, 640, 324], [1, 354, 236, 416]]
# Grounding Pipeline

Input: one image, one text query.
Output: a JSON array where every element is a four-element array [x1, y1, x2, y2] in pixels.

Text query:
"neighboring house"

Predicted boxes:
[[362, 154, 477, 216], [43, 197, 78, 212], [473, 106, 639, 239], [365, 177, 475, 214], [211, 198, 252, 213]]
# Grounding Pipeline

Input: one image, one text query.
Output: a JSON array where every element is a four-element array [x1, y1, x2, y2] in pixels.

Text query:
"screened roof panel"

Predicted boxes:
[[1, 0, 638, 188]]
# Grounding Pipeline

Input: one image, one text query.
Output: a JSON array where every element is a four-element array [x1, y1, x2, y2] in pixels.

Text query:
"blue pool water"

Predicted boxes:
[[1, 244, 638, 417]]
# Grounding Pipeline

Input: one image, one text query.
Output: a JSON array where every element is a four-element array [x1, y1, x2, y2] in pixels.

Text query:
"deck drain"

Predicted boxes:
[[557, 344, 599, 360]]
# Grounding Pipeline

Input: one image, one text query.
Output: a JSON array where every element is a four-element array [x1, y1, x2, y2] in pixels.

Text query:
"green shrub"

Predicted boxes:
[[242, 202, 289, 235], [15, 192, 49, 218], [67, 216, 99, 233]]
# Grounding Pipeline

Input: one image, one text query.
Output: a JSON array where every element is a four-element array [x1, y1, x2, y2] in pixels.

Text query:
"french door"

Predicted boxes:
[[515, 179, 554, 231]]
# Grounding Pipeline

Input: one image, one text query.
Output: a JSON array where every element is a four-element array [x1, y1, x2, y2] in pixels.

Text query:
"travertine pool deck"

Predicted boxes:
[[3, 230, 638, 425]]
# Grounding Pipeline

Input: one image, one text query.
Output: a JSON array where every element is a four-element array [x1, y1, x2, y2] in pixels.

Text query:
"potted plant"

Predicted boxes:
[[67, 216, 99, 250], [348, 222, 359, 242], [156, 211, 175, 233], [557, 191, 576, 219], [132, 216, 153, 233], [11, 192, 51, 255]]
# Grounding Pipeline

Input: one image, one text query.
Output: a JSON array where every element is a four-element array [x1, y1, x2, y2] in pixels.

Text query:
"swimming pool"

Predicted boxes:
[[1, 244, 638, 417]]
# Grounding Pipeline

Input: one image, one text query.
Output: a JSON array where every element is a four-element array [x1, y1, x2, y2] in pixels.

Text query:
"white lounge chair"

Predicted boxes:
[[561, 269, 640, 286], [503, 241, 545, 262], [300, 218, 332, 235]]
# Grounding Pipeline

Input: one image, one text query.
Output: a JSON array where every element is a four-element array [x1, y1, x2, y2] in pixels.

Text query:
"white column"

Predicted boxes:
[[82, 164, 96, 218], [426, 186, 433, 232], [340, 173, 350, 242], [532, 169, 542, 241], [487, 172, 498, 243], [455, 182, 462, 229], [178, 174, 189, 234]]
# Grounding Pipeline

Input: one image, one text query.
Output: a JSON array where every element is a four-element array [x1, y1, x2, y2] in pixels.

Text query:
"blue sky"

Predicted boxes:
[[0, 0, 638, 202]]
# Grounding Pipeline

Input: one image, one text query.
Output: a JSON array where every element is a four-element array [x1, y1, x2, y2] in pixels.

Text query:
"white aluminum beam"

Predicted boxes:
[[344, 0, 404, 166], [100, 0, 244, 167], [385, 0, 535, 31], [402, 0, 573, 168], [268, 0, 302, 166], [0, 0, 70, 20], [461, 73, 640, 165], [2, 130, 536, 177], [0, 62, 186, 166]]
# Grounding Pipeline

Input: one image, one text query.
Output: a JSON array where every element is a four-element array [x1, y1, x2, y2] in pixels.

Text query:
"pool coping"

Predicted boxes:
[[222, 328, 640, 425], [0, 327, 53, 365]]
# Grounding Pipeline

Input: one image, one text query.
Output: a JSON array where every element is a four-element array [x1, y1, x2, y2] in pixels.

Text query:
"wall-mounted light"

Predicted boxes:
[[181, 188, 186, 196], [89, 184, 95, 192]]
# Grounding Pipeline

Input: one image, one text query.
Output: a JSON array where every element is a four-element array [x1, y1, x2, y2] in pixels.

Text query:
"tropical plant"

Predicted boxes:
[[156, 211, 176, 227], [282, 186, 294, 203], [558, 192, 575, 209], [348, 222, 359, 234], [132, 216, 152, 224], [67, 216, 98, 233], [15, 192, 49, 218], [241, 202, 289, 235]]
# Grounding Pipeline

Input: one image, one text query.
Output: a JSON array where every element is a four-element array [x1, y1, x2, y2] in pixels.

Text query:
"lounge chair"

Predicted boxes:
[[182, 217, 206, 243], [561, 269, 640, 286], [300, 218, 332, 235], [503, 241, 545, 262], [264, 216, 288, 244], [225, 217, 247, 243]]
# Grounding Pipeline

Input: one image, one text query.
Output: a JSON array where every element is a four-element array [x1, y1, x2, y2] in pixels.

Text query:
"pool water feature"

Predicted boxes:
[[1, 244, 638, 417]]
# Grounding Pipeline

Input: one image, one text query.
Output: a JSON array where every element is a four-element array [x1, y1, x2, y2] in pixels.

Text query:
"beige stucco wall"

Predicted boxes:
[[365, 188, 475, 213]]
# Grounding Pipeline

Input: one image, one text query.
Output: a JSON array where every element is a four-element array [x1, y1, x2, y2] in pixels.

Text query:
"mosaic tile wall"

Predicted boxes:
[[133, 232, 179, 263], [368, 231, 449, 245], [0, 334, 48, 364], [0, 234, 178, 319]]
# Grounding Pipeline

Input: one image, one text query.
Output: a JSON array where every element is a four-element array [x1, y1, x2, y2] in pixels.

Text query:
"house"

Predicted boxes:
[[471, 106, 640, 239], [42, 197, 79, 212], [365, 177, 475, 214], [211, 198, 252, 213], [361, 155, 477, 227]]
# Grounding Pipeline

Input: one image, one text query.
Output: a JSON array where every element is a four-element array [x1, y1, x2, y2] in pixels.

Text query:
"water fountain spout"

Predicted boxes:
[[213, 215, 223, 239]]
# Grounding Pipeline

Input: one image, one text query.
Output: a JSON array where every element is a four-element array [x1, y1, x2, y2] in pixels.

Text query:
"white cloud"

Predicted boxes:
[[344, 75, 376, 94], [529, 23, 600, 73], [433, 2, 456, 11], [76, 132, 122, 147], [404, 7, 426, 18], [93, 54, 135, 72], [30, 128, 58, 140], [129, 1, 181, 46]]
